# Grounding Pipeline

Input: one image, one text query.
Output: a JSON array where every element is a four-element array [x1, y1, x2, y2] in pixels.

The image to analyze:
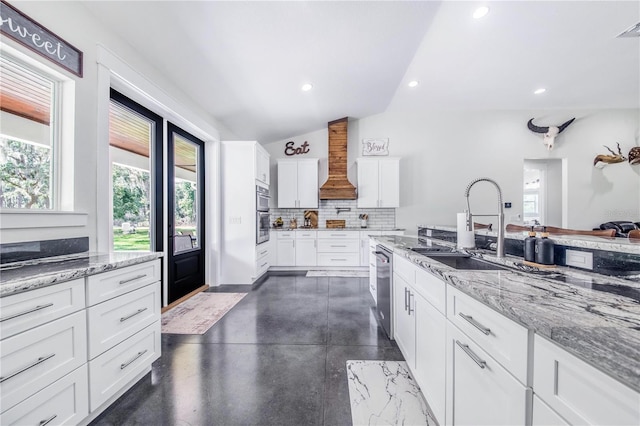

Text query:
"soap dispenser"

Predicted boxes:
[[535, 227, 555, 265], [524, 227, 537, 262]]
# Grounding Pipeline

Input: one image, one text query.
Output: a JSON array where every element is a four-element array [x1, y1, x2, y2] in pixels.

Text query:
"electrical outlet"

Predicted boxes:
[[565, 249, 593, 270], [229, 216, 242, 225], [504, 202, 512, 208]]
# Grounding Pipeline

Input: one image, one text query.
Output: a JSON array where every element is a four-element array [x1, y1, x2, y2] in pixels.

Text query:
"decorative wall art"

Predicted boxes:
[[628, 147, 640, 165], [527, 117, 575, 150], [0, 1, 83, 77], [284, 140, 310, 156], [362, 138, 389, 156], [593, 143, 627, 168]]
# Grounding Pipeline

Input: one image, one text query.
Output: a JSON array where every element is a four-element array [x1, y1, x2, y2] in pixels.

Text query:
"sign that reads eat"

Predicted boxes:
[[285, 141, 310, 156]]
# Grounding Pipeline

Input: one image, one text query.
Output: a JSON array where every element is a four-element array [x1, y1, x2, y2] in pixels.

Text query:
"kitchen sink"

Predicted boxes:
[[424, 254, 510, 271]]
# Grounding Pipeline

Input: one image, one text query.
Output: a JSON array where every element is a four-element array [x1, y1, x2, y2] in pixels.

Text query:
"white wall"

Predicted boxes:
[[0, 1, 237, 247], [265, 109, 639, 234]]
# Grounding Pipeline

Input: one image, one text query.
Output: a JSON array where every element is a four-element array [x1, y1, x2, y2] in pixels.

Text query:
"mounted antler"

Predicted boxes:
[[593, 143, 627, 168], [527, 117, 575, 151]]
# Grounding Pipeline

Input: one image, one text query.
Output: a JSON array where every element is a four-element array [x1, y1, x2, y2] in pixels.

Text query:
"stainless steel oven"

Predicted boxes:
[[257, 211, 270, 245], [256, 185, 270, 212]]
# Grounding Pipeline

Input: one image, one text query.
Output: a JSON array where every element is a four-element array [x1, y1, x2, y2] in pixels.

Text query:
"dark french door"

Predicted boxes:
[[167, 123, 205, 303]]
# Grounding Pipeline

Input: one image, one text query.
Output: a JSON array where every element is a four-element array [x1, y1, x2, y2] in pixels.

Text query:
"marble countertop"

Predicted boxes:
[[375, 235, 640, 393], [271, 227, 405, 232], [0, 251, 163, 297], [419, 224, 640, 255]]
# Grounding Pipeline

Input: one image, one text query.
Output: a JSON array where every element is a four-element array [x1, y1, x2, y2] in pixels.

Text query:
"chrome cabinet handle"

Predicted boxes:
[[119, 274, 146, 285], [331, 245, 347, 248], [456, 340, 486, 369], [39, 414, 57, 426], [330, 258, 347, 261], [120, 308, 148, 322], [404, 287, 409, 311], [408, 292, 414, 315], [0, 353, 55, 383], [120, 350, 148, 370], [459, 313, 491, 335], [260, 261, 268, 268], [0, 303, 54, 322]]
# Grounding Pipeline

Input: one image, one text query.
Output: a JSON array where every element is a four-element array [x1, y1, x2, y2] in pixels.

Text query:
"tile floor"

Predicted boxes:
[[91, 274, 404, 425]]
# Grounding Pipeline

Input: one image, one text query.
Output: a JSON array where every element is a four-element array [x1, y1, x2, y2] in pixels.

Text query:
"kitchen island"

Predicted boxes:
[[374, 234, 639, 425]]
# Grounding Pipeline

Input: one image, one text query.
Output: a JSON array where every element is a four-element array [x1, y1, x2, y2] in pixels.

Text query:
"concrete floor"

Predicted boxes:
[[91, 274, 404, 425]]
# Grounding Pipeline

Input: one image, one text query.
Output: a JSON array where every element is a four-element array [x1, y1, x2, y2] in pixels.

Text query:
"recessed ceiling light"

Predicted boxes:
[[301, 83, 313, 92], [408, 80, 419, 88], [534, 88, 546, 95], [473, 6, 489, 19]]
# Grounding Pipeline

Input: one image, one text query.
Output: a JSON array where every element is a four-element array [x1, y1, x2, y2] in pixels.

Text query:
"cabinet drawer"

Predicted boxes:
[[87, 283, 160, 359], [256, 245, 270, 261], [533, 335, 639, 425], [532, 395, 569, 426], [414, 267, 446, 315], [86, 259, 160, 306], [317, 231, 359, 239], [317, 253, 359, 267], [296, 230, 317, 239], [255, 257, 270, 277], [276, 231, 295, 239], [0, 311, 87, 413], [0, 365, 88, 425], [89, 321, 161, 411], [447, 287, 529, 384], [317, 239, 359, 253], [0, 279, 85, 340], [392, 253, 415, 284]]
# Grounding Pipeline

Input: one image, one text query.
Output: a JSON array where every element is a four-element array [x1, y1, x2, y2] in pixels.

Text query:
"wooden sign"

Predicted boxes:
[[0, 1, 83, 77], [284, 140, 310, 156], [362, 138, 389, 156]]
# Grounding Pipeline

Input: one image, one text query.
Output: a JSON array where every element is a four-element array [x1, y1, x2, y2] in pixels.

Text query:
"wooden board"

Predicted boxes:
[[522, 260, 556, 269], [326, 219, 346, 228], [304, 210, 318, 228], [319, 117, 357, 199]]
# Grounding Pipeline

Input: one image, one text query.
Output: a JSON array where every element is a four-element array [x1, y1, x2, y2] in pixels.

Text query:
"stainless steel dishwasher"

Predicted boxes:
[[374, 244, 393, 339]]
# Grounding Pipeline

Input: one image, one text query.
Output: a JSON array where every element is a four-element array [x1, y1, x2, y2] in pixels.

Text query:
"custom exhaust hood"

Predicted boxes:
[[319, 117, 357, 200]]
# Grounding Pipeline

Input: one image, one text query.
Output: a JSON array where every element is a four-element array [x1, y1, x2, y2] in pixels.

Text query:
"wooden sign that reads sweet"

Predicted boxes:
[[362, 138, 389, 156]]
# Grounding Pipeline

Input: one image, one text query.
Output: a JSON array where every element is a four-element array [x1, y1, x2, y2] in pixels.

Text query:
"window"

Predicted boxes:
[[0, 54, 57, 209]]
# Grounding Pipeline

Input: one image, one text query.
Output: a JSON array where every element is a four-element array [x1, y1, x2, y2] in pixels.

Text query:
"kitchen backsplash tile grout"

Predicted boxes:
[[270, 200, 396, 228]]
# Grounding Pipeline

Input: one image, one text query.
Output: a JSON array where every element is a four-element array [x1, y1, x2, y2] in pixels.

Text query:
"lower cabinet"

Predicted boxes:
[[532, 395, 570, 426], [446, 322, 530, 426], [275, 232, 296, 266], [296, 231, 317, 266], [393, 272, 416, 369]]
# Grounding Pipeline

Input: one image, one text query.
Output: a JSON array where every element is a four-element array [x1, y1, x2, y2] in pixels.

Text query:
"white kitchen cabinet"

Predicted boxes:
[[360, 231, 382, 266], [356, 158, 400, 208], [533, 334, 639, 426], [393, 271, 416, 370], [277, 158, 318, 208], [316, 230, 360, 267], [255, 143, 270, 186], [295, 230, 317, 266], [532, 395, 570, 426], [275, 231, 296, 266], [368, 237, 380, 302], [446, 321, 530, 426], [221, 141, 272, 284]]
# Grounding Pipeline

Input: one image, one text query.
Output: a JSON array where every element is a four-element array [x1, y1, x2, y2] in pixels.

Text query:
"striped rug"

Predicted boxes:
[[161, 292, 246, 334]]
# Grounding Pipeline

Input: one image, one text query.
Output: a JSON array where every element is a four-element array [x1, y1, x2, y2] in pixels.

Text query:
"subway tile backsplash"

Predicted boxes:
[[270, 200, 396, 228]]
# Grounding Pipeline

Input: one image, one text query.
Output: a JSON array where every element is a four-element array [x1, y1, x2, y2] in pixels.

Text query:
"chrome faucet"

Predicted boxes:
[[464, 177, 505, 258]]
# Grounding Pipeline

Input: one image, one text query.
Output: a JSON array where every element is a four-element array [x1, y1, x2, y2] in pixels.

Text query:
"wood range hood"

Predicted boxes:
[[319, 117, 357, 200]]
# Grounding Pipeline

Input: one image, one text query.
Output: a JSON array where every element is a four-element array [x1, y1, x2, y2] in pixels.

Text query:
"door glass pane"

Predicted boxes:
[[109, 99, 154, 251], [173, 133, 199, 253]]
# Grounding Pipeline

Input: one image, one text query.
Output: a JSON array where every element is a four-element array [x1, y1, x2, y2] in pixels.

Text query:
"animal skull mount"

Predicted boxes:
[[593, 143, 627, 169], [527, 118, 575, 150]]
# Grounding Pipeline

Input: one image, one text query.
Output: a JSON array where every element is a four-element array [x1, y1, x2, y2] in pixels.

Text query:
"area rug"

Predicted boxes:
[[346, 360, 436, 426], [306, 270, 369, 278], [161, 292, 246, 334]]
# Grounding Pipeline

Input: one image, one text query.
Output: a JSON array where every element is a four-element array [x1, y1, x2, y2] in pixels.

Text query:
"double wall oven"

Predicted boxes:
[[256, 185, 270, 245]]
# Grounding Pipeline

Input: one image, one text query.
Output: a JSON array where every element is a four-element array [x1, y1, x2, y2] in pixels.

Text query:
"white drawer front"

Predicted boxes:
[[89, 321, 161, 411], [0, 279, 85, 340], [532, 395, 570, 426], [317, 253, 359, 266], [317, 239, 359, 253], [86, 260, 161, 306], [392, 253, 415, 285], [256, 245, 270, 261], [0, 311, 87, 413], [296, 231, 317, 239], [318, 231, 359, 239], [414, 267, 446, 315], [0, 365, 88, 426], [447, 287, 529, 384], [533, 335, 639, 425], [276, 231, 295, 239], [255, 257, 270, 278], [87, 283, 160, 359]]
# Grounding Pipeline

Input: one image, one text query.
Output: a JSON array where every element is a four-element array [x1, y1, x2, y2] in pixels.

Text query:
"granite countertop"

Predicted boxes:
[[271, 227, 405, 232], [375, 235, 640, 394], [0, 251, 163, 297], [419, 224, 640, 255]]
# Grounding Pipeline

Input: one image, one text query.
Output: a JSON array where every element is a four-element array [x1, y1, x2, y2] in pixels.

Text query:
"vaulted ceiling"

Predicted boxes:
[[82, 1, 640, 143]]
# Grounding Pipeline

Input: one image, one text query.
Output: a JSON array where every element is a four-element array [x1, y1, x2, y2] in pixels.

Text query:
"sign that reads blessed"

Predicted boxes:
[[362, 138, 389, 156], [0, 1, 83, 77]]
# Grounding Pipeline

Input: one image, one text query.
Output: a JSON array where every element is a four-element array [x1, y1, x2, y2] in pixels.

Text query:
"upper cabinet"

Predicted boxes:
[[255, 144, 270, 186], [277, 158, 318, 208], [356, 158, 400, 208]]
